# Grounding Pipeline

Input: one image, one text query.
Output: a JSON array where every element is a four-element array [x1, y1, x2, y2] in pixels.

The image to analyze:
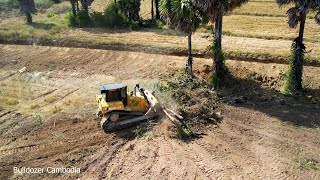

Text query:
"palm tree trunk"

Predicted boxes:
[[155, 0, 160, 19], [292, 12, 306, 91], [298, 13, 306, 41], [186, 32, 193, 75], [76, 1, 80, 12], [71, 0, 77, 16], [213, 16, 224, 87], [214, 16, 222, 50], [26, 12, 32, 24], [83, 3, 90, 22], [151, 0, 154, 19]]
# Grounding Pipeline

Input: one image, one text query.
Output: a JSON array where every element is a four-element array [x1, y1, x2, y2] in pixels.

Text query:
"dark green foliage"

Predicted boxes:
[[211, 46, 227, 88], [118, 0, 141, 21], [68, 8, 92, 27], [26, 12, 32, 24], [282, 38, 305, 94], [103, 2, 128, 27], [277, 0, 320, 27]]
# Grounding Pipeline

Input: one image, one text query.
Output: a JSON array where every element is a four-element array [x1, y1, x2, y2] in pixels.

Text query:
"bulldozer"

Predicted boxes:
[[96, 84, 160, 132]]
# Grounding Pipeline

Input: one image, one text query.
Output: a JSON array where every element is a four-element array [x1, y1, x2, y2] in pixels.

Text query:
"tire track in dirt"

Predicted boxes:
[[0, 130, 103, 157], [221, 105, 320, 179]]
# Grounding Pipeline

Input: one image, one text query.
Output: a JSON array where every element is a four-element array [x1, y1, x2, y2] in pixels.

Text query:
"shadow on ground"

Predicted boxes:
[[220, 74, 320, 128]]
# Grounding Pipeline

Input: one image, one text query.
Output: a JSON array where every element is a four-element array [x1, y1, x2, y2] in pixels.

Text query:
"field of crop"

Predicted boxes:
[[0, 0, 319, 61]]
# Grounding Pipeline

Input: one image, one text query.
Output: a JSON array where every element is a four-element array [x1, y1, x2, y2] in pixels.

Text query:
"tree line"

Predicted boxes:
[[16, 0, 320, 94]]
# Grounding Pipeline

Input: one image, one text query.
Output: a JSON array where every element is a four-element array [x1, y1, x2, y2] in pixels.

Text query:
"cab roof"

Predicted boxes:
[[99, 84, 127, 93]]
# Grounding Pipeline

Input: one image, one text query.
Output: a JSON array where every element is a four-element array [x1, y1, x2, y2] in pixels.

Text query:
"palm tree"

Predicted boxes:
[[192, 0, 248, 87], [18, 0, 37, 24], [277, 0, 320, 92], [160, 0, 202, 75]]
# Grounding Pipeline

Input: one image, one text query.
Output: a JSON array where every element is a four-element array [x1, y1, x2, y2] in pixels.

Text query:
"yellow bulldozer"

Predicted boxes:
[[96, 84, 160, 132]]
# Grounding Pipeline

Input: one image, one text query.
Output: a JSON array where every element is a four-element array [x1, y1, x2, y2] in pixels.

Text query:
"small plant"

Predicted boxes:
[[294, 155, 320, 170], [30, 102, 40, 109], [47, 64, 56, 71], [47, 12, 55, 18], [176, 121, 193, 140], [51, 105, 62, 114], [133, 122, 153, 138], [6, 98, 19, 106], [211, 45, 227, 88], [44, 96, 58, 103]]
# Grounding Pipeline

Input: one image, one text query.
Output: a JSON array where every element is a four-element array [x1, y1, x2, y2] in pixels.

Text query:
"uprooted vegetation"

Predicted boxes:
[[158, 70, 223, 139]]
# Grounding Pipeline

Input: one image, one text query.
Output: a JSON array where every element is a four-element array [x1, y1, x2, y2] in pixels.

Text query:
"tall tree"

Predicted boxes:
[[160, 0, 202, 75], [277, 0, 320, 92], [151, 0, 155, 19], [192, 0, 248, 87], [155, 0, 160, 19], [18, 0, 36, 24]]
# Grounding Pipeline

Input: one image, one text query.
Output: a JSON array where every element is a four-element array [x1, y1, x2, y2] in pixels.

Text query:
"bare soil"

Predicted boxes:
[[0, 44, 319, 180]]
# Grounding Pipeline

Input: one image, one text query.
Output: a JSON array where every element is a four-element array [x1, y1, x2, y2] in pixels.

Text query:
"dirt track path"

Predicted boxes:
[[0, 44, 319, 179]]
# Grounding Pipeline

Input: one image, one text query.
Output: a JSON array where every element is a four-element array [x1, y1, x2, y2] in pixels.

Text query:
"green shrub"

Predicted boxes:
[[281, 39, 305, 95], [103, 2, 128, 27], [90, 12, 105, 27], [67, 9, 92, 27], [211, 46, 227, 88], [66, 13, 78, 27]]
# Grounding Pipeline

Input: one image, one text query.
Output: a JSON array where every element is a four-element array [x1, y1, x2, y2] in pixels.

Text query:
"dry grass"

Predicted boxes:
[[232, 1, 316, 18], [44, 96, 58, 103], [223, 15, 320, 43], [0, 76, 32, 109]]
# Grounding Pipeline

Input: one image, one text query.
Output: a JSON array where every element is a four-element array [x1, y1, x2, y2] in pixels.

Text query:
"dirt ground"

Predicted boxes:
[[0, 44, 319, 180]]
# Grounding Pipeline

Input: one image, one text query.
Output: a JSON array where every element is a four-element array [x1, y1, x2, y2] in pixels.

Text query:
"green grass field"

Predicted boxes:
[[0, 0, 319, 61]]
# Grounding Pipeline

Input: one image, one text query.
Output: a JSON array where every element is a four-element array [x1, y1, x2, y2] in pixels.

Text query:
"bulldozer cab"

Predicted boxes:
[[99, 84, 128, 106]]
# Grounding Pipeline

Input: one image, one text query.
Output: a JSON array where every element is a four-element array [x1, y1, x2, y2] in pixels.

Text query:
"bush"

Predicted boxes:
[[91, 12, 105, 27], [103, 2, 128, 27], [67, 2, 128, 28], [67, 9, 92, 27], [66, 13, 78, 27]]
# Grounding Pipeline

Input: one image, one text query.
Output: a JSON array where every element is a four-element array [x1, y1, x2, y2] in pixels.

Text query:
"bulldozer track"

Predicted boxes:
[[0, 131, 103, 156]]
